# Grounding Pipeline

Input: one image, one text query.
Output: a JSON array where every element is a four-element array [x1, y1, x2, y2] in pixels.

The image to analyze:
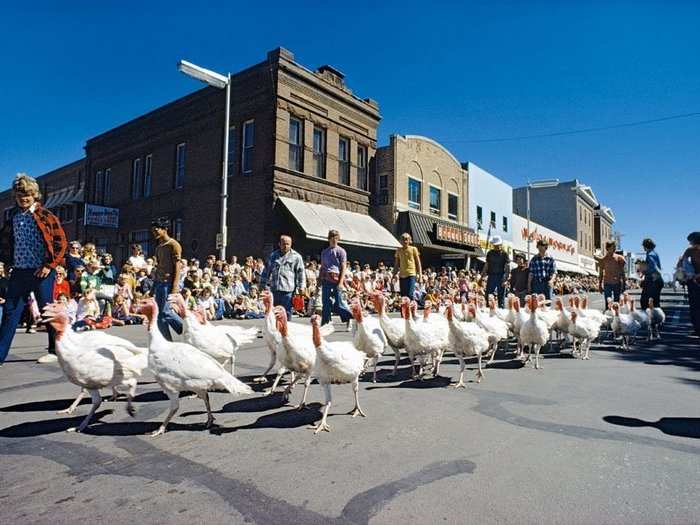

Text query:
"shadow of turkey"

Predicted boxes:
[[210, 403, 324, 434], [603, 415, 700, 439]]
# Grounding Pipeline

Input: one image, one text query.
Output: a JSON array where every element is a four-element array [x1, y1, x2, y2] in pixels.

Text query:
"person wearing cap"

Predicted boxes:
[[0, 173, 68, 365], [151, 217, 183, 340], [678, 232, 700, 336], [481, 236, 510, 308], [528, 239, 557, 300]]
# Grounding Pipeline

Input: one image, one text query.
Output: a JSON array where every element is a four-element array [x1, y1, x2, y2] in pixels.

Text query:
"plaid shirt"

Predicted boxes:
[[528, 255, 557, 281], [0, 203, 67, 270]]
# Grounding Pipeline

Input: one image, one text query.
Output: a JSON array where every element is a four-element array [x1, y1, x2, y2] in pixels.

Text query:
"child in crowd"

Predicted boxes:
[[111, 294, 145, 326], [74, 288, 100, 331]]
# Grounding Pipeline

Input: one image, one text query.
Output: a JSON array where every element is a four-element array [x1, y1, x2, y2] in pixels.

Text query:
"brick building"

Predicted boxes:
[[80, 47, 397, 264], [0, 159, 86, 243], [372, 135, 481, 267], [594, 205, 615, 251]]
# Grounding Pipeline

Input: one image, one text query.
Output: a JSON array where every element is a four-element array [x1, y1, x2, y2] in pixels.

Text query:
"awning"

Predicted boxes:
[[555, 260, 586, 274], [401, 211, 484, 257], [277, 196, 400, 250], [71, 187, 85, 203], [44, 188, 77, 209]]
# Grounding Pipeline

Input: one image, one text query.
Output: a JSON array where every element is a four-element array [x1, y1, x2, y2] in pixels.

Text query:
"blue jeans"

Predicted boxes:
[[154, 282, 183, 341], [0, 268, 56, 363], [399, 276, 416, 300], [531, 280, 553, 300], [603, 283, 622, 303], [485, 273, 506, 308], [273, 290, 294, 321], [321, 282, 351, 325]]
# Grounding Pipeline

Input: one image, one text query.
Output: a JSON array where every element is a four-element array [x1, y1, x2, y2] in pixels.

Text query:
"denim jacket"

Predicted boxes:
[[263, 249, 305, 293]]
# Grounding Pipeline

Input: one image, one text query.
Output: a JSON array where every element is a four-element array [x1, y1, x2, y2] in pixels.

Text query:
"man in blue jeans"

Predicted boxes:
[[481, 236, 510, 308], [0, 174, 67, 365], [151, 218, 183, 341], [320, 230, 352, 329], [263, 235, 306, 320]]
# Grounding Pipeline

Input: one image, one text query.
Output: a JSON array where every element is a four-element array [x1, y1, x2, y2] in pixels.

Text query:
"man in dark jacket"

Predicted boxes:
[[0, 174, 67, 365]]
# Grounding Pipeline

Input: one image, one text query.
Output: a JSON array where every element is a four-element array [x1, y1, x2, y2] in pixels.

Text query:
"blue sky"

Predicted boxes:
[[2, 1, 698, 273]]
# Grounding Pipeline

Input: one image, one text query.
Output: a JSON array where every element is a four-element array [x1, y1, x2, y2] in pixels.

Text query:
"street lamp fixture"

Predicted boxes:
[[177, 59, 231, 260], [526, 178, 559, 259]]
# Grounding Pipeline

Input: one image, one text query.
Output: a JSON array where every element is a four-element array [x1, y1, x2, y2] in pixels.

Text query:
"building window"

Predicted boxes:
[[144, 155, 152, 197], [429, 186, 441, 216], [408, 178, 421, 210], [288, 117, 303, 172], [227, 126, 235, 174], [173, 218, 183, 242], [175, 143, 186, 189], [502, 216, 508, 232], [313, 127, 326, 178], [242, 120, 254, 175], [94, 170, 103, 204], [476, 205, 483, 229], [103, 168, 111, 204], [379, 174, 388, 190], [131, 158, 142, 200], [448, 193, 458, 221], [490, 211, 496, 228], [338, 136, 350, 185], [357, 145, 368, 191]]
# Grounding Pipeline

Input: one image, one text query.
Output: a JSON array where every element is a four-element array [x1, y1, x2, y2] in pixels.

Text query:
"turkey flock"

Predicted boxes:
[[40, 290, 665, 436]]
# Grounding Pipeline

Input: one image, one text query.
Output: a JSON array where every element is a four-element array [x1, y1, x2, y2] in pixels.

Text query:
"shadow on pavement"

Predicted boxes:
[[218, 393, 288, 414], [0, 410, 113, 437], [212, 403, 323, 434], [366, 375, 452, 390], [603, 415, 700, 439], [0, 397, 93, 413], [84, 420, 215, 436]]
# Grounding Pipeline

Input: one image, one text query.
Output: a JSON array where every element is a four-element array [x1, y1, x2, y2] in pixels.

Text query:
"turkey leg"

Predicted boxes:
[[311, 384, 332, 433], [125, 378, 137, 417], [266, 366, 288, 395], [295, 375, 312, 410], [348, 378, 366, 418], [201, 392, 215, 428], [254, 349, 277, 383], [451, 356, 466, 389], [67, 389, 102, 433], [58, 388, 86, 415], [151, 389, 180, 437]]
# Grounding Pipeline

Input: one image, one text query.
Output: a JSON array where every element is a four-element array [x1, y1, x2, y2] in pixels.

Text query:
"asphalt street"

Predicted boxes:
[[1, 291, 698, 524]]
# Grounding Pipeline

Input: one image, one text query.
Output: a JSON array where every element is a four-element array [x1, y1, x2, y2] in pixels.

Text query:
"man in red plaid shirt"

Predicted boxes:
[[0, 173, 67, 365]]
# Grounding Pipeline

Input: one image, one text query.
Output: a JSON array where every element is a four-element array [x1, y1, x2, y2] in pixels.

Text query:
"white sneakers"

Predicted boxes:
[[37, 353, 58, 364]]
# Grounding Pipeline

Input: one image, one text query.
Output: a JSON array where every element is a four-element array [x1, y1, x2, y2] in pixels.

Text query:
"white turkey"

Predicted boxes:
[[444, 301, 490, 387], [309, 314, 366, 434], [42, 307, 148, 433], [267, 306, 316, 410], [401, 298, 448, 378], [628, 299, 650, 339], [518, 295, 550, 369], [568, 311, 601, 360], [370, 292, 405, 375], [136, 298, 253, 436], [350, 298, 387, 382], [471, 298, 509, 364], [646, 298, 666, 340], [611, 302, 641, 351]]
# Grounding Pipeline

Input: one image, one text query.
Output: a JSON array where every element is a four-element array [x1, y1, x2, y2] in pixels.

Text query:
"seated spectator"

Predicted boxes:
[[73, 288, 102, 331], [53, 265, 71, 300], [197, 285, 217, 321], [111, 294, 145, 326]]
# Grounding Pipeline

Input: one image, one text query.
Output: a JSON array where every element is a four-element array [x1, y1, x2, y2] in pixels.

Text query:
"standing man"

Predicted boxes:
[[640, 238, 663, 310], [151, 218, 183, 341], [264, 235, 305, 320], [509, 254, 529, 306], [481, 236, 510, 308], [598, 240, 626, 303], [395, 233, 422, 300], [679, 232, 700, 336], [0, 174, 67, 365], [528, 239, 557, 300], [320, 230, 352, 328]]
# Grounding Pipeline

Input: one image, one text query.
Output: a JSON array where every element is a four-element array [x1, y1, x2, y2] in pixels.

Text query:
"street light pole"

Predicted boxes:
[[526, 185, 531, 260], [178, 60, 230, 261]]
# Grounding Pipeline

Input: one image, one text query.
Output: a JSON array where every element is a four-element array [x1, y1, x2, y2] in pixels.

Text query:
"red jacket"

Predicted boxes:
[[53, 279, 71, 300], [0, 203, 68, 270]]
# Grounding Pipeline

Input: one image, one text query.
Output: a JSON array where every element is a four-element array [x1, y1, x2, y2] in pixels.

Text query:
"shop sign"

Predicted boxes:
[[84, 204, 119, 228], [435, 223, 479, 247], [579, 254, 597, 272], [520, 227, 576, 256]]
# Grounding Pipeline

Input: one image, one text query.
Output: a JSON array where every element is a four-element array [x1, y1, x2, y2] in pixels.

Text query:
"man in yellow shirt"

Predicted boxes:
[[394, 233, 422, 299]]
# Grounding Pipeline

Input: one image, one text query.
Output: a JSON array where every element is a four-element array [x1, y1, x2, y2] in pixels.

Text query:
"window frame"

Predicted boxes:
[[429, 185, 441, 216], [490, 211, 497, 228], [476, 205, 483, 229], [175, 143, 186, 189], [313, 126, 326, 179], [447, 192, 458, 221], [131, 158, 142, 200], [288, 116, 304, 172], [103, 168, 111, 204], [356, 144, 368, 191], [143, 154, 152, 197], [502, 216, 508, 233], [407, 177, 422, 210], [241, 120, 255, 175], [338, 135, 350, 185], [94, 170, 104, 204]]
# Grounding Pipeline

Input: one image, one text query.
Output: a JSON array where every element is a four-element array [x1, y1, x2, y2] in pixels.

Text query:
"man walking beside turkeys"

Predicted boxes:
[[0, 174, 67, 366]]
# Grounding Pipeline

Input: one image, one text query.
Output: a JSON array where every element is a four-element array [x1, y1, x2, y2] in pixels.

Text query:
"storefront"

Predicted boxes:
[[578, 254, 598, 276], [511, 215, 583, 274], [397, 210, 483, 268]]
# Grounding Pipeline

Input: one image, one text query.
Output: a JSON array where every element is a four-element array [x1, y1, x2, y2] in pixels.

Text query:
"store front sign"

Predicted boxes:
[[84, 204, 119, 228], [435, 223, 479, 247], [579, 254, 597, 272]]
